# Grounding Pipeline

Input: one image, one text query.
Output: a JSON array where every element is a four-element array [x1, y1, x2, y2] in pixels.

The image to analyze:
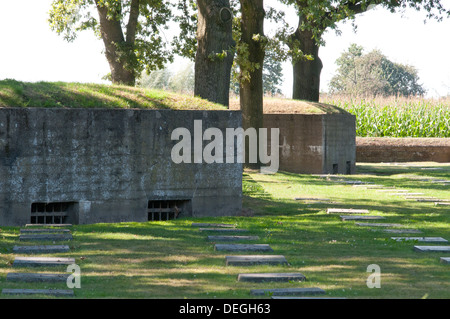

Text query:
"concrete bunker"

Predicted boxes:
[[0, 108, 243, 226]]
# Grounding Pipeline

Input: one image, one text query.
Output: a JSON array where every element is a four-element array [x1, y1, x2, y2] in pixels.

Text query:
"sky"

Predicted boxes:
[[0, 0, 449, 98]]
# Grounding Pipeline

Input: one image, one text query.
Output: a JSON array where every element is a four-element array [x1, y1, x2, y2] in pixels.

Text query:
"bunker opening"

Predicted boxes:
[[147, 199, 191, 221], [30, 202, 77, 225]]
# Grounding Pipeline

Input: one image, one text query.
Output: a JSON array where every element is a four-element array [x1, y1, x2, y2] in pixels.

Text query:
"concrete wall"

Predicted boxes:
[[264, 113, 356, 174], [0, 108, 242, 226], [356, 137, 450, 163]]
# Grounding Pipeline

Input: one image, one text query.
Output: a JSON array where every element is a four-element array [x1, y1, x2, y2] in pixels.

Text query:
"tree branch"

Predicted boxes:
[[126, 0, 140, 44]]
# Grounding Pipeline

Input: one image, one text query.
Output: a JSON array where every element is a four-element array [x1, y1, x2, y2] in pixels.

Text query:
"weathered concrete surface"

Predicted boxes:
[[391, 237, 448, 243], [6, 272, 70, 282], [0, 108, 242, 225], [340, 215, 385, 221], [327, 208, 369, 214], [264, 113, 356, 174], [13, 245, 70, 253], [225, 255, 288, 266], [356, 137, 450, 163], [250, 287, 326, 296], [2, 288, 74, 296], [13, 257, 75, 267], [214, 244, 273, 252], [414, 246, 450, 252], [20, 228, 71, 233], [19, 234, 73, 241], [207, 235, 259, 241], [237, 273, 306, 282]]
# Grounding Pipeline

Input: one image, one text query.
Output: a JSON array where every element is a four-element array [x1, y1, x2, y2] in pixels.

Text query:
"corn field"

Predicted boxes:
[[321, 95, 450, 138]]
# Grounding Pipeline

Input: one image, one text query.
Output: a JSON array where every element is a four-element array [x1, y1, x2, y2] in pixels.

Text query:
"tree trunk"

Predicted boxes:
[[95, 0, 136, 86], [290, 16, 323, 102], [195, 0, 235, 107], [239, 0, 265, 168]]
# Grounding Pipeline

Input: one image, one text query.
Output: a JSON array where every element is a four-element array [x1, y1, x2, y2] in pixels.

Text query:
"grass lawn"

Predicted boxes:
[[0, 162, 449, 299], [0, 79, 227, 110]]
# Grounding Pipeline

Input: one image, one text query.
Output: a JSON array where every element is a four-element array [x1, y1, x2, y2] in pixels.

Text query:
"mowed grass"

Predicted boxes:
[[320, 95, 450, 138], [0, 163, 449, 299], [0, 79, 227, 110]]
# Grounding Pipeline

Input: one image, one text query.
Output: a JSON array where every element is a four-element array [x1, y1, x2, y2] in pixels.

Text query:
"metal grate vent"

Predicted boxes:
[[147, 200, 190, 221], [30, 202, 75, 225]]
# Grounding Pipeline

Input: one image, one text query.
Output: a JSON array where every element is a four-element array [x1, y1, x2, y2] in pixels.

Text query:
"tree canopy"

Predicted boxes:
[[329, 44, 426, 97], [49, 0, 174, 85]]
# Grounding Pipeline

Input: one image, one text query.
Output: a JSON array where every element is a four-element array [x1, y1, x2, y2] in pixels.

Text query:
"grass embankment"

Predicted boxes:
[[1, 163, 449, 299], [0, 79, 227, 110], [321, 95, 450, 138]]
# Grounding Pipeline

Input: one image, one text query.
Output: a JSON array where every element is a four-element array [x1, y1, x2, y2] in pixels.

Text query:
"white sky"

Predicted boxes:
[[0, 0, 449, 97]]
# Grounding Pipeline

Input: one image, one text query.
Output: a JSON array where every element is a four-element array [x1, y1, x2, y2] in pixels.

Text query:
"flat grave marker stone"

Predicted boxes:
[[13, 245, 70, 254], [340, 215, 385, 221], [199, 228, 249, 233], [391, 237, 448, 243], [440, 257, 450, 264], [356, 222, 405, 228], [13, 257, 75, 267], [237, 273, 306, 283], [191, 223, 235, 228], [414, 246, 450, 253], [250, 288, 326, 296], [25, 224, 72, 228], [295, 198, 331, 201], [6, 272, 70, 283], [2, 288, 74, 297], [19, 234, 73, 241], [225, 255, 288, 266], [20, 228, 71, 233], [378, 229, 423, 234], [207, 235, 259, 242], [327, 208, 370, 214], [215, 244, 273, 252]]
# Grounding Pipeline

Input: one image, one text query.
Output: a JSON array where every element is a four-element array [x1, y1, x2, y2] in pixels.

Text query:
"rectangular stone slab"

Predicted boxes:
[[435, 202, 450, 206], [13, 257, 75, 267], [199, 228, 248, 232], [2, 289, 74, 296], [390, 192, 425, 196], [391, 237, 448, 243], [19, 234, 73, 241], [20, 228, 71, 233], [250, 287, 326, 296], [440, 257, 450, 264], [327, 208, 369, 214], [340, 215, 385, 221], [13, 245, 70, 253], [295, 198, 330, 201], [191, 223, 235, 228], [376, 189, 409, 192], [225, 255, 288, 266], [355, 223, 404, 227], [413, 246, 450, 252], [215, 244, 273, 252], [6, 272, 70, 282], [207, 235, 259, 242], [416, 199, 450, 202], [238, 273, 306, 282], [24, 224, 73, 228], [352, 184, 385, 188]]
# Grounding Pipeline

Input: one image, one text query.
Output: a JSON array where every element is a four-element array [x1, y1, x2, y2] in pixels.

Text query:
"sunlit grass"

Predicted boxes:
[[0, 163, 449, 299]]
